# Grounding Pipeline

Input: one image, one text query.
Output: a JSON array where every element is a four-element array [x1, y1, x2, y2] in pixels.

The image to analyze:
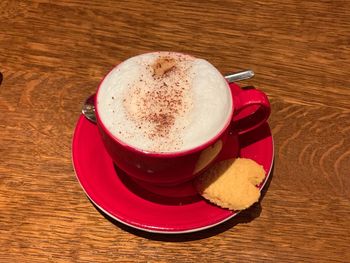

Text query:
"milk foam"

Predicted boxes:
[[97, 52, 232, 153]]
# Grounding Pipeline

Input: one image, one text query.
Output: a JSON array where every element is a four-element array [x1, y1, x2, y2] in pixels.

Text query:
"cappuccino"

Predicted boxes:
[[97, 52, 232, 153]]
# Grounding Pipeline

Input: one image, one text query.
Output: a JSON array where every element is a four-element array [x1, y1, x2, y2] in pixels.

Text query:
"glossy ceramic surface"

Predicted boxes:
[[72, 114, 273, 233], [95, 81, 270, 185]]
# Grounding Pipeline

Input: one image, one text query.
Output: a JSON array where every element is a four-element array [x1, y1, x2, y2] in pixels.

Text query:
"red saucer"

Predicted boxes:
[[72, 115, 273, 234]]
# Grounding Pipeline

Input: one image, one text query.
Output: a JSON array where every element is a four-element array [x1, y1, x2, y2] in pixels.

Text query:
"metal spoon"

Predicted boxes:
[[82, 69, 255, 123], [82, 94, 97, 123], [224, 69, 254, 83]]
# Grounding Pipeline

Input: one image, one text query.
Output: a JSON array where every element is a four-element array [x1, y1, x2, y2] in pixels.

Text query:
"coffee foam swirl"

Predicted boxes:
[[97, 52, 232, 153]]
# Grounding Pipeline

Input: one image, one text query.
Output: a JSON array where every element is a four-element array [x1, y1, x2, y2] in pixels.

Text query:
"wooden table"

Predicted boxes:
[[1, 1, 349, 262]]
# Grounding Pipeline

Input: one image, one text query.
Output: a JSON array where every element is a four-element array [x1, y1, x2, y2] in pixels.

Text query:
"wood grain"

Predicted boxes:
[[1, 0, 350, 262]]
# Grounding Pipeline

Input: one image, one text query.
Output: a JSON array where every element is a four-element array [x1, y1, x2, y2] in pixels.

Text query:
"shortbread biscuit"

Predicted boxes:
[[195, 158, 266, 211]]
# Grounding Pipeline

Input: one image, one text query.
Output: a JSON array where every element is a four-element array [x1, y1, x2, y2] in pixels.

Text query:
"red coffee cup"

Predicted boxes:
[[95, 56, 270, 186]]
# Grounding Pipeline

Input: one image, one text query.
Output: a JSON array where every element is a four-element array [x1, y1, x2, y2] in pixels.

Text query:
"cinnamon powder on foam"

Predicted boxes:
[[122, 54, 194, 151]]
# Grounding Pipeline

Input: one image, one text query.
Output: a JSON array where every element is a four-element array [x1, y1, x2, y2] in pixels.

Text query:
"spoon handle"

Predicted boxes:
[[224, 70, 254, 83]]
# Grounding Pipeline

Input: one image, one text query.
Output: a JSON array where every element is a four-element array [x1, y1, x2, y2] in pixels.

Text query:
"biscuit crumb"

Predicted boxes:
[[195, 158, 266, 211]]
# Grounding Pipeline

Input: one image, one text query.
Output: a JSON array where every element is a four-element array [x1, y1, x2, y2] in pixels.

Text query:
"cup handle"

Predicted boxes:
[[230, 84, 271, 135]]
